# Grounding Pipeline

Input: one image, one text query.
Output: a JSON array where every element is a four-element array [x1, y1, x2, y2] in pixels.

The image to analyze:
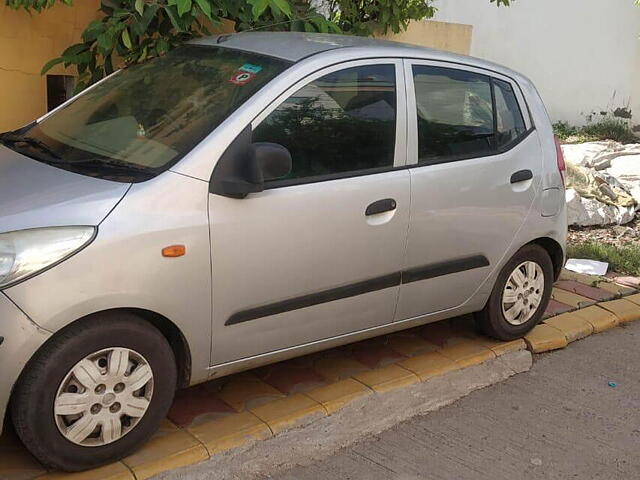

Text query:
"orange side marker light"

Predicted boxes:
[[162, 245, 186, 258]]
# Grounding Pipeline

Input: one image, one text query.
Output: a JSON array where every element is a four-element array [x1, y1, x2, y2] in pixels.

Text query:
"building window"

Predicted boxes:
[[46, 75, 75, 111]]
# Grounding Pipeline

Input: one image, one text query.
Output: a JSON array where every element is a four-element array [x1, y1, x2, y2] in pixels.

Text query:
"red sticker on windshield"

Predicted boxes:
[[229, 71, 256, 86]]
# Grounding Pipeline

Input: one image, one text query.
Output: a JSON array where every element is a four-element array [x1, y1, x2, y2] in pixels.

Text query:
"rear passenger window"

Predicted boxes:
[[253, 64, 397, 183], [411, 66, 528, 164], [412, 66, 494, 164], [494, 78, 526, 149]]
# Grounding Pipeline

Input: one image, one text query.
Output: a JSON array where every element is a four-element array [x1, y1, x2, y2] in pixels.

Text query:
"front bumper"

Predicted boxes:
[[0, 292, 51, 436]]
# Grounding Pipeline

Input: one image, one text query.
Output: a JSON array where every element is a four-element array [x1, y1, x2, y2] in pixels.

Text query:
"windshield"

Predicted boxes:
[[0, 45, 291, 182]]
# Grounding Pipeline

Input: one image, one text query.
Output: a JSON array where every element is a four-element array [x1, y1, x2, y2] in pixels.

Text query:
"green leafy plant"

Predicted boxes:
[[7, 0, 512, 91], [322, 0, 511, 36], [34, 0, 337, 91]]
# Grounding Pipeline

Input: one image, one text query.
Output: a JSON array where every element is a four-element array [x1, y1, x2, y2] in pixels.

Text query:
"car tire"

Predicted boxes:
[[11, 312, 177, 472], [476, 244, 554, 341]]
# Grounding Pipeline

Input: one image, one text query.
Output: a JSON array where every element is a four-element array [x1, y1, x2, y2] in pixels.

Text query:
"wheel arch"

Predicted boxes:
[[121, 308, 192, 389], [528, 237, 565, 282], [15, 308, 192, 393]]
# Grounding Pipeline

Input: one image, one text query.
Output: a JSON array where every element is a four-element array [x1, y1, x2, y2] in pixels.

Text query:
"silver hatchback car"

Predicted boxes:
[[0, 33, 566, 470]]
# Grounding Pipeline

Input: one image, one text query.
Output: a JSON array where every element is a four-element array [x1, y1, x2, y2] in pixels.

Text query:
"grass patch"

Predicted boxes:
[[567, 242, 640, 276], [553, 119, 638, 144]]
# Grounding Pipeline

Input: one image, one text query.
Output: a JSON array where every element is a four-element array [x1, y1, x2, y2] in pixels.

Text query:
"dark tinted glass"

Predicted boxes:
[[494, 78, 527, 148], [412, 66, 494, 164], [0, 46, 290, 182], [252, 64, 397, 182]]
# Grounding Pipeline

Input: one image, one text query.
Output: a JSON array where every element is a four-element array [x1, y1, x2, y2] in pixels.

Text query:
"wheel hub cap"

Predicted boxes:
[[501, 261, 545, 326], [54, 347, 154, 447]]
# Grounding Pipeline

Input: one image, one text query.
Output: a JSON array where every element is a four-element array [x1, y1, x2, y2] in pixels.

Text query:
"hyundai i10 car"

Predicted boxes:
[[0, 32, 566, 470]]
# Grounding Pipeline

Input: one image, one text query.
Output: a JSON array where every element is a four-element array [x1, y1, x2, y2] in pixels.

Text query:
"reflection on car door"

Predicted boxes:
[[396, 60, 540, 321], [209, 60, 411, 365]]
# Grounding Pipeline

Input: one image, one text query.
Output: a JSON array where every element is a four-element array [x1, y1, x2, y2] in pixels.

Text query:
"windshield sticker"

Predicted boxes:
[[229, 71, 257, 86], [239, 63, 263, 74]]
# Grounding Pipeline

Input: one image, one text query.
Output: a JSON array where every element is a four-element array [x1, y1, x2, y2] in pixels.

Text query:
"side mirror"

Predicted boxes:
[[210, 127, 292, 199], [254, 142, 292, 182]]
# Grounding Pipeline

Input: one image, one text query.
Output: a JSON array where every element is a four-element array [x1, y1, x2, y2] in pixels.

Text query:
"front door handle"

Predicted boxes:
[[365, 198, 397, 216], [510, 169, 533, 184]]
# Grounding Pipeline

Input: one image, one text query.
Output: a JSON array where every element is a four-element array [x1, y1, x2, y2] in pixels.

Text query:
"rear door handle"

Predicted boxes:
[[510, 169, 533, 184], [365, 198, 397, 216]]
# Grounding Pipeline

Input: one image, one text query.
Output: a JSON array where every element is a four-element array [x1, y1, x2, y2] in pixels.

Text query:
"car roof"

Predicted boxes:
[[189, 32, 526, 82]]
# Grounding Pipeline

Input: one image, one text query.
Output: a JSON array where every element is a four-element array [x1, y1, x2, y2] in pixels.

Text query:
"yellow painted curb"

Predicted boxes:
[[478, 338, 527, 357], [544, 312, 594, 343], [122, 421, 208, 480], [624, 293, 640, 307], [551, 287, 594, 309], [36, 463, 133, 480], [598, 299, 640, 324], [524, 324, 568, 353], [398, 351, 458, 381], [352, 364, 420, 393], [249, 393, 326, 434], [187, 411, 272, 456], [305, 378, 372, 414], [572, 305, 619, 333], [438, 338, 495, 368]]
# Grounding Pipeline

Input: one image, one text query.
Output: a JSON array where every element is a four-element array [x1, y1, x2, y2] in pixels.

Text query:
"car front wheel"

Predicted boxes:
[[11, 312, 177, 471]]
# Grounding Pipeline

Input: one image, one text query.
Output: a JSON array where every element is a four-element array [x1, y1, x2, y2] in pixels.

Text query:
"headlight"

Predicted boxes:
[[0, 226, 96, 289]]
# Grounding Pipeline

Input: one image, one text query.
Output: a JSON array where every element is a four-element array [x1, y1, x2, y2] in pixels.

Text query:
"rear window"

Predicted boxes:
[[411, 65, 528, 165], [494, 78, 527, 149]]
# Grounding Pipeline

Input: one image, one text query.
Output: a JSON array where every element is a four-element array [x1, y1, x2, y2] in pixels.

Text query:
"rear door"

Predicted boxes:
[[209, 59, 411, 365], [396, 60, 540, 320]]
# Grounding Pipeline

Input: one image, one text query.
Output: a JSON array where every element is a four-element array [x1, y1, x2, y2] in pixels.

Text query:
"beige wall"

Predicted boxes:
[[0, 0, 100, 131], [378, 20, 472, 55]]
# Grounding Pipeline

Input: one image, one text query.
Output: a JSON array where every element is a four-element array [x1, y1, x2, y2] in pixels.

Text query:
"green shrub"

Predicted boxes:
[[581, 119, 638, 144], [553, 118, 638, 144]]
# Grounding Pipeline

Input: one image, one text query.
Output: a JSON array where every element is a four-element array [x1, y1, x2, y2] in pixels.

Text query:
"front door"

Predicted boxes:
[[396, 60, 540, 320], [209, 60, 410, 365]]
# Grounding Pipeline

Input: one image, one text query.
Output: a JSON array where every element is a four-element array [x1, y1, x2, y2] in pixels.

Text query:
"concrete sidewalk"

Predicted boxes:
[[269, 321, 640, 480]]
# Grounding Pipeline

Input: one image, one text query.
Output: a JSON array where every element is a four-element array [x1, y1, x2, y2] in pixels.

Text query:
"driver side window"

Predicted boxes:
[[252, 64, 397, 184]]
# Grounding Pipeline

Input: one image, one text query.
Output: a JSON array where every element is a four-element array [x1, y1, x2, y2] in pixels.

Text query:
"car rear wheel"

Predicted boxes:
[[476, 244, 553, 341], [11, 312, 177, 471]]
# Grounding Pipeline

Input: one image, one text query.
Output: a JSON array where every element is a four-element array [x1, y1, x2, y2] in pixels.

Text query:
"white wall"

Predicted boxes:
[[432, 0, 640, 126]]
